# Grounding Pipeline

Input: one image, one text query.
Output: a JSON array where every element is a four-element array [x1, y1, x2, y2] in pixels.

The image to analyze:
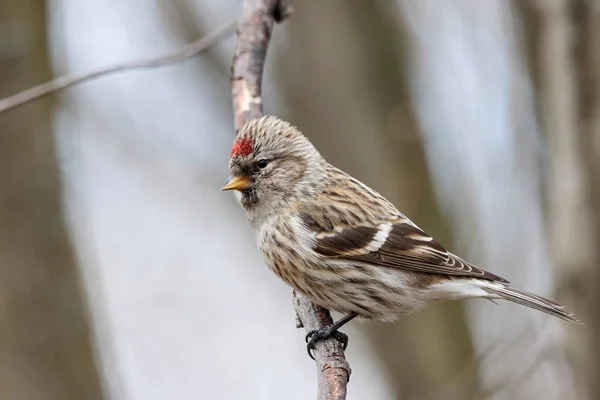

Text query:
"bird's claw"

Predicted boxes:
[[305, 327, 348, 360]]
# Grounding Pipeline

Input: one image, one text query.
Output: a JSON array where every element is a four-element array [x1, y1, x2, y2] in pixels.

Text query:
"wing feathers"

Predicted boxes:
[[307, 215, 509, 283], [315, 226, 378, 256]]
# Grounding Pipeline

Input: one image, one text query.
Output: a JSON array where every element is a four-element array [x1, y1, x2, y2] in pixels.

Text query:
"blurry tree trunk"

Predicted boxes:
[[536, 0, 593, 281], [0, 2, 104, 399], [400, 1, 576, 398], [524, 2, 596, 398], [571, 0, 600, 398], [521, 1, 600, 398]]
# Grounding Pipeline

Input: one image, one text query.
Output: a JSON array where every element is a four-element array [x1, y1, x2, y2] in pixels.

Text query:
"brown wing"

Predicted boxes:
[[303, 213, 509, 283]]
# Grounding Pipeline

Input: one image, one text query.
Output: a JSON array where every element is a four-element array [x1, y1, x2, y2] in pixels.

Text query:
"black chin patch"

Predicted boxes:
[[241, 188, 258, 210]]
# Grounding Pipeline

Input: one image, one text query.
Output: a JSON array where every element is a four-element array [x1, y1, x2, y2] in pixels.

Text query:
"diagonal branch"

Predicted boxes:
[[230, 1, 351, 399], [0, 20, 237, 115]]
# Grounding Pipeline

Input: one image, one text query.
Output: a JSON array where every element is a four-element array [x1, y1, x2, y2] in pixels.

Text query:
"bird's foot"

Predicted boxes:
[[305, 326, 348, 360]]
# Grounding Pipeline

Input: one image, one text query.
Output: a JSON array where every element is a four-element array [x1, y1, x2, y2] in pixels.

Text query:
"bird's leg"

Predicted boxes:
[[305, 312, 358, 360]]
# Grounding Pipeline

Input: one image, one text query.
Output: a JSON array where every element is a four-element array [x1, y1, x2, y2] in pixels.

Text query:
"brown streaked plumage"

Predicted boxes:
[[223, 115, 583, 355]]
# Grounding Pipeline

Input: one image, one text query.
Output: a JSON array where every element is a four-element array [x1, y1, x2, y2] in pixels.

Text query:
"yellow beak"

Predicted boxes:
[[221, 174, 252, 191]]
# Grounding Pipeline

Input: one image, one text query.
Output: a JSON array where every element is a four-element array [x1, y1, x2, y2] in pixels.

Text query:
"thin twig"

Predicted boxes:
[[230, 1, 351, 399], [0, 20, 237, 115]]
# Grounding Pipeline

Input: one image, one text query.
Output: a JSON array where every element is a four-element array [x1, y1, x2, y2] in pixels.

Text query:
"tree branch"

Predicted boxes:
[[293, 291, 352, 399], [0, 20, 237, 115], [231, 1, 351, 399]]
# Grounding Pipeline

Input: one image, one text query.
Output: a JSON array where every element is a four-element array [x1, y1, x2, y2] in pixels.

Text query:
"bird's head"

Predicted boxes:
[[222, 116, 324, 214]]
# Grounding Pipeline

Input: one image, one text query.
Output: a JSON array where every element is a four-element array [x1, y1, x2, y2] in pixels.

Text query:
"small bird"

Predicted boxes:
[[222, 115, 583, 358]]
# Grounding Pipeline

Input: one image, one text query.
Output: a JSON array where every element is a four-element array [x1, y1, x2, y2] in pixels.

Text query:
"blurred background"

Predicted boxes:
[[0, 0, 598, 399]]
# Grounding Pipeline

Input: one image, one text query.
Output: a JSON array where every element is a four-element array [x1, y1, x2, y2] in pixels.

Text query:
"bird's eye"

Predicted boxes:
[[257, 159, 268, 169]]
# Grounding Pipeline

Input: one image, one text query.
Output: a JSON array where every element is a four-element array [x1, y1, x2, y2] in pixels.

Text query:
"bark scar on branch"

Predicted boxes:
[[230, 1, 351, 399]]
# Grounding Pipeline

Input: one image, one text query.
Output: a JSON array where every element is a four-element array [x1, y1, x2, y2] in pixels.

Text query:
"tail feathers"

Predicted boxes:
[[482, 282, 584, 326]]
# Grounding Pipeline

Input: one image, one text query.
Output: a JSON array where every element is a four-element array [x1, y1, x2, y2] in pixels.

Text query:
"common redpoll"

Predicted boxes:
[[222, 115, 583, 357]]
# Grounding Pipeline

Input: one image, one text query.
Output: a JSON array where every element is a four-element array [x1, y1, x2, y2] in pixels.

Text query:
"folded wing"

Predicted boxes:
[[304, 214, 508, 283]]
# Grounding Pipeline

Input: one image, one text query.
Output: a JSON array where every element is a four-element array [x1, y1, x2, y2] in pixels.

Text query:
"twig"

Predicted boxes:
[[0, 20, 237, 115], [230, 1, 351, 399]]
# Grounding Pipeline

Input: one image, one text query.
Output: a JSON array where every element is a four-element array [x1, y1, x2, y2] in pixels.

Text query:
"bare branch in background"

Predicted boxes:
[[0, 20, 237, 115], [230, 1, 351, 399]]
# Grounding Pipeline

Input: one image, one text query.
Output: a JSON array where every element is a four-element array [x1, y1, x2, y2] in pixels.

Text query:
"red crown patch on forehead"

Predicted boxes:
[[230, 137, 253, 158]]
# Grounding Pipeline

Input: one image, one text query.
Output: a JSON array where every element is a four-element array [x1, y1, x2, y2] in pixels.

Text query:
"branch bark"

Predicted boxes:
[[231, 0, 290, 131], [293, 291, 352, 399], [231, 1, 351, 398]]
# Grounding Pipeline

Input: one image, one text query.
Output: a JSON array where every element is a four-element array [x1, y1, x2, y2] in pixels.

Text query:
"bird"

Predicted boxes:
[[222, 115, 583, 358]]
